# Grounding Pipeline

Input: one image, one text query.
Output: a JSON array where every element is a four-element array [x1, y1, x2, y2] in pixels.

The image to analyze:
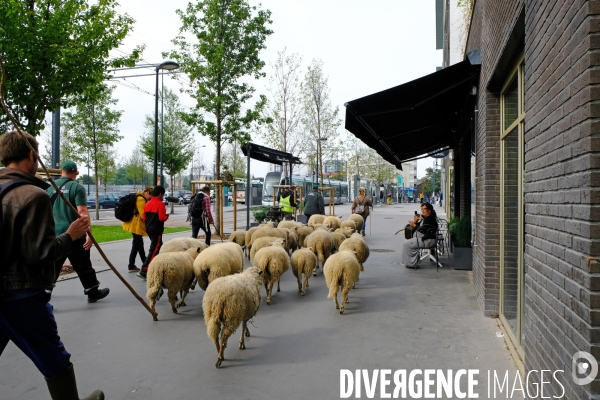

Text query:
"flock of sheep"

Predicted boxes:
[[144, 213, 370, 368]]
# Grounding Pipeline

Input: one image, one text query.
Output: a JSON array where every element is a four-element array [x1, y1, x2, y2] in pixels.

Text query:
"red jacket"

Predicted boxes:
[[143, 196, 168, 235]]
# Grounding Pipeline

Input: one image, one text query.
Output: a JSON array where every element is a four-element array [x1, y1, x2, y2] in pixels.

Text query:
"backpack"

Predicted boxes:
[[115, 193, 142, 222], [189, 192, 205, 218], [354, 196, 365, 214]]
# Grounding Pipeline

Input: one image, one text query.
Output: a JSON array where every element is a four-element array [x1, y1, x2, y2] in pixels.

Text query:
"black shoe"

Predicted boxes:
[[87, 288, 110, 303], [46, 364, 104, 400], [136, 271, 147, 280]]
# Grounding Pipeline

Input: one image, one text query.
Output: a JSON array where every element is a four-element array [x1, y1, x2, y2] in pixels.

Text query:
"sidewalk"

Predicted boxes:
[[0, 201, 521, 400]]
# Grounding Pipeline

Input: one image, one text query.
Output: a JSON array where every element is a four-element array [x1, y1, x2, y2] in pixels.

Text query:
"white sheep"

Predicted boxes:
[[331, 231, 347, 252], [288, 231, 299, 254], [304, 229, 334, 275], [297, 226, 314, 248], [348, 214, 364, 232], [323, 215, 342, 231], [228, 230, 246, 254], [252, 244, 291, 305], [249, 237, 286, 262], [335, 227, 354, 238], [160, 237, 209, 254], [291, 248, 318, 296], [323, 250, 361, 314], [307, 214, 326, 225], [277, 220, 302, 232], [244, 227, 260, 259], [193, 242, 244, 290], [339, 236, 370, 272], [259, 221, 276, 228], [203, 267, 263, 368], [308, 223, 331, 231], [250, 228, 289, 252], [340, 219, 357, 233], [146, 247, 200, 320]]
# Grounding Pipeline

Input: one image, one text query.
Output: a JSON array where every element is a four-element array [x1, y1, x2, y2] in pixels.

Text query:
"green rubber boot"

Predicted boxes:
[[46, 364, 104, 400]]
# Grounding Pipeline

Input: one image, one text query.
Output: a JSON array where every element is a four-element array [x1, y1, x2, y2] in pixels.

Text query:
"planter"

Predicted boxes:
[[453, 246, 472, 270]]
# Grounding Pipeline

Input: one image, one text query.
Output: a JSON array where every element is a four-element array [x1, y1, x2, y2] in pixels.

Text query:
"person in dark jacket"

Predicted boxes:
[[303, 184, 324, 220], [0, 130, 103, 399], [137, 185, 169, 279], [400, 202, 438, 269], [191, 186, 214, 245]]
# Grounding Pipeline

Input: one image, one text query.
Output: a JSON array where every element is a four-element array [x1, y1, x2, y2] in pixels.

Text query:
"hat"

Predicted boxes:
[[61, 161, 77, 171]]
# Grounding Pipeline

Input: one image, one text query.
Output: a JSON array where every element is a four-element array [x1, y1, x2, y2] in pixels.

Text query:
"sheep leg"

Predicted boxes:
[[341, 286, 351, 314], [190, 277, 197, 291], [216, 324, 235, 368], [277, 277, 281, 292], [156, 287, 164, 301], [245, 324, 250, 337], [177, 289, 189, 308], [302, 274, 310, 296], [239, 320, 247, 349], [168, 290, 178, 314], [297, 275, 302, 292], [333, 292, 339, 310], [267, 279, 275, 305]]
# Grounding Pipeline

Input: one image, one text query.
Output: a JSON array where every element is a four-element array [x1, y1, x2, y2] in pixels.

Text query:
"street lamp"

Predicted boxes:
[[316, 137, 327, 188], [154, 60, 180, 186]]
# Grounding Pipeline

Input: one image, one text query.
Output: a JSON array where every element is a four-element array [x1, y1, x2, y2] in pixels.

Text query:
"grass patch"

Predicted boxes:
[[91, 225, 191, 243]]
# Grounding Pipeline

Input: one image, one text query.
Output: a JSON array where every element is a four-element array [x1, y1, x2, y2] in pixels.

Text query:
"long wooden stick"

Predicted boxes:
[[0, 57, 158, 320]]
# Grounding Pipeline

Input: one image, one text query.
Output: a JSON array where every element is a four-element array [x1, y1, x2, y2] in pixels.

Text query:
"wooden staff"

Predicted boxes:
[[0, 58, 158, 321]]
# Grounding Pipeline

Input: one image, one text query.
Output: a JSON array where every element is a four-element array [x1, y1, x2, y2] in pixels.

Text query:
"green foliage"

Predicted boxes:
[[124, 144, 150, 187], [452, 217, 471, 248], [139, 88, 195, 186], [165, 0, 273, 185], [0, 0, 143, 135], [251, 206, 270, 224], [420, 167, 442, 194], [91, 225, 190, 243]]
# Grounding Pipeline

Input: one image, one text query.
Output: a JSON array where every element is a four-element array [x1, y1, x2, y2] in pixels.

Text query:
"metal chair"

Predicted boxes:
[[436, 218, 451, 256], [414, 224, 443, 271]]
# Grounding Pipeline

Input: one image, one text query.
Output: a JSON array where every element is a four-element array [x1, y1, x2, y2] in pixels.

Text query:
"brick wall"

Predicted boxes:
[[467, 0, 600, 397]]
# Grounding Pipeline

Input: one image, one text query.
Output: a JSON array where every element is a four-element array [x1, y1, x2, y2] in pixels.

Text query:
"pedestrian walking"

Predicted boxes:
[[0, 130, 104, 399], [191, 185, 214, 246], [47, 161, 109, 303], [303, 184, 325, 220], [137, 185, 169, 279], [122, 186, 153, 273], [351, 187, 373, 236]]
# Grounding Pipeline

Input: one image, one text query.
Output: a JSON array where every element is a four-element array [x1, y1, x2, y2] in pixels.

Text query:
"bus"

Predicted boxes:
[[262, 171, 349, 206], [235, 178, 262, 204]]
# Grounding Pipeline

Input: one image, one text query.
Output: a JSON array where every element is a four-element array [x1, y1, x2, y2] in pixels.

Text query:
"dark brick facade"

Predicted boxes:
[[466, 0, 600, 398]]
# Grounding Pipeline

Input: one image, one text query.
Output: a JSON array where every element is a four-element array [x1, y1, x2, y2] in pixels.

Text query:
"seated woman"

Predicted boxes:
[[401, 202, 438, 269]]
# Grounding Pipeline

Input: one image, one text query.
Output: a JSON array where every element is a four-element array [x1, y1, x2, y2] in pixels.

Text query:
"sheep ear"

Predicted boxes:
[[196, 247, 201, 254], [257, 270, 263, 275]]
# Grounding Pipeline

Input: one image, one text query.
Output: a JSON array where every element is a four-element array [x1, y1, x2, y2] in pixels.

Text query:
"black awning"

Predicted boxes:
[[345, 50, 481, 170], [241, 142, 302, 165]]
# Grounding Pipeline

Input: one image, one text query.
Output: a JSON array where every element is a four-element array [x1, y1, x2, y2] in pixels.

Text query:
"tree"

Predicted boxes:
[[220, 141, 245, 179], [165, 0, 273, 226], [139, 88, 195, 209], [61, 84, 123, 219], [420, 167, 442, 194], [261, 49, 304, 177], [124, 144, 150, 189], [96, 145, 118, 191], [0, 0, 143, 135], [301, 59, 343, 187]]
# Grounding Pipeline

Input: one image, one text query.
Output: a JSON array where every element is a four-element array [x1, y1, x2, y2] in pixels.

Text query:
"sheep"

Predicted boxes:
[[335, 227, 354, 238], [277, 220, 302, 231], [203, 267, 263, 368], [228, 230, 246, 254], [259, 222, 276, 228], [288, 231, 299, 254], [244, 227, 261, 259], [304, 229, 334, 275], [291, 248, 318, 296], [340, 219, 357, 233], [323, 215, 342, 231], [193, 242, 244, 290], [323, 250, 361, 314], [331, 231, 347, 252], [309, 223, 331, 231], [146, 247, 200, 320], [348, 214, 364, 232], [250, 228, 289, 252], [339, 236, 370, 272], [307, 214, 326, 225], [252, 244, 291, 305], [297, 226, 314, 248], [160, 237, 209, 254], [249, 237, 286, 262]]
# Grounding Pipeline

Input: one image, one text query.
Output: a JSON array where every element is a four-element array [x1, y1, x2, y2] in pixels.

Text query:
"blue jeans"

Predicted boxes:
[[0, 290, 71, 378], [362, 215, 368, 232]]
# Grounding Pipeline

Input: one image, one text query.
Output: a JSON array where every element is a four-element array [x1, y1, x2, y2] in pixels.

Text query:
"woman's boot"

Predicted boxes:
[[46, 364, 104, 400]]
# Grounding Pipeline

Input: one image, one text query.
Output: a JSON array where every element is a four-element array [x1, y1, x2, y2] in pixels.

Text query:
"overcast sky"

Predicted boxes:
[[104, 0, 441, 180]]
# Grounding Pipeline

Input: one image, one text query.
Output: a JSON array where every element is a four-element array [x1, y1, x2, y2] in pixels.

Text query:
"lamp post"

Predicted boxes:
[[154, 60, 179, 186], [316, 137, 327, 188]]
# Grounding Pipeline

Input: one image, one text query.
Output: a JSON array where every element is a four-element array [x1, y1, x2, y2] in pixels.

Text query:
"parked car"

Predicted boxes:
[[87, 193, 118, 209], [181, 192, 194, 205]]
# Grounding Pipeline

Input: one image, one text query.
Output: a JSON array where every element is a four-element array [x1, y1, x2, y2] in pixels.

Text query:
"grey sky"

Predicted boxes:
[[108, 0, 441, 180]]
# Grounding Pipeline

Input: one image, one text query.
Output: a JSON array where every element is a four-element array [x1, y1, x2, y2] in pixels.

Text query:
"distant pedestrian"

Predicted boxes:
[[122, 186, 153, 273], [303, 184, 325, 220], [419, 192, 424, 203], [138, 185, 169, 280], [191, 185, 214, 246], [351, 187, 373, 236], [47, 161, 109, 303]]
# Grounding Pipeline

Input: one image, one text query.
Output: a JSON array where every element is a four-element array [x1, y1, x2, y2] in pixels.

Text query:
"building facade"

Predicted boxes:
[[462, 1, 599, 398]]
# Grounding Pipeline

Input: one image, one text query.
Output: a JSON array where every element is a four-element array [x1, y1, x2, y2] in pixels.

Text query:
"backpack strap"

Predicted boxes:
[[0, 179, 31, 202], [50, 178, 73, 207]]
